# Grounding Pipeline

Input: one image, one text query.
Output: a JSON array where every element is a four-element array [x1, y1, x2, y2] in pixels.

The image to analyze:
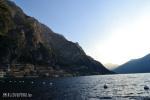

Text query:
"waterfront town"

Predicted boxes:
[[0, 64, 67, 78]]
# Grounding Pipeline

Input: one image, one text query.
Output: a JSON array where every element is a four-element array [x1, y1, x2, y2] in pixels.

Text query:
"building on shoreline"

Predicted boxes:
[[0, 64, 70, 78], [0, 70, 6, 78]]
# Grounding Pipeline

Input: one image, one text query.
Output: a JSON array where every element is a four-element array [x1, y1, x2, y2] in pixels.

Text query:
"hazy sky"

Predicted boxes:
[[13, 0, 150, 67]]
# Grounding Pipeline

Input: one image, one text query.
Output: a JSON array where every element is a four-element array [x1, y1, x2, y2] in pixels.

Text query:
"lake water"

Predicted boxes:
[[1, 73, 150, 100]]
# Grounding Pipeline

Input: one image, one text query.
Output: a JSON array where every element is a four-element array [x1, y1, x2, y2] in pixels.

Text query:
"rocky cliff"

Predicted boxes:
[[0, 0, 111, 77]]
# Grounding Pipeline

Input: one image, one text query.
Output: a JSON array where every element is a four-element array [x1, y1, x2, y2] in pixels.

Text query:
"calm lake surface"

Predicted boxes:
[[1, 73, 150, 100]]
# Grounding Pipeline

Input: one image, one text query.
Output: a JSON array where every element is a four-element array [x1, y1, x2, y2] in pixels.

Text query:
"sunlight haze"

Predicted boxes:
[[89, 7, 150, 65], [13, 0, 150, 68]]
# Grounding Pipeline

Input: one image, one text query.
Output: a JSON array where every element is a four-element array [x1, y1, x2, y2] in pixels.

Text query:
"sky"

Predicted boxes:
[[12, 0, 150, 68]]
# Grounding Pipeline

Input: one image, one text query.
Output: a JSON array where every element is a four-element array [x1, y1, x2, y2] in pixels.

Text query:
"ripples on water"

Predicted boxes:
[[1, 73, 150, 100]]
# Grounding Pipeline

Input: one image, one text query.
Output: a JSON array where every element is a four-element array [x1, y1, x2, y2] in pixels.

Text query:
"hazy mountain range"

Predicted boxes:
[[104, 63, 119, 70], [0, 0, 112, 77], [114, 54, 150, 73]]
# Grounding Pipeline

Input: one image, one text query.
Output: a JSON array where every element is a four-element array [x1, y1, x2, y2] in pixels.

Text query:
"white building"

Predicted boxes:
[[0, 71, 6, 78]]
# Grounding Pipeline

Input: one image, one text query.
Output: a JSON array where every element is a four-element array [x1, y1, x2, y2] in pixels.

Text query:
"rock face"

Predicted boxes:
[[0, 0, 111, 77], [114, 54, 150, 74]]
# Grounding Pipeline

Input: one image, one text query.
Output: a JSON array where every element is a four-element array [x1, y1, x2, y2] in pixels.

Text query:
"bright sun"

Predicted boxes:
[[89, 7, 150, 66]]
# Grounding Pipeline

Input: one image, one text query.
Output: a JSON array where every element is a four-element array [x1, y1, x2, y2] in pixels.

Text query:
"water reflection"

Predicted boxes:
[[1, 73, 150, 100]]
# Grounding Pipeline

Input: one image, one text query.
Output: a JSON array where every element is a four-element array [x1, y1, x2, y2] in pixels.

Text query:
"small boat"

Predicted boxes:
[[144, 85, 149, 90], [104, 84, 108, 89], [42, 82, 46, 85], [49, 82, 53, 86]]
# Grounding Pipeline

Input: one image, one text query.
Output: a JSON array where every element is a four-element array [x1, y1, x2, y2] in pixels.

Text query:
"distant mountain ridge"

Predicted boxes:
[[104, 63, 119, 70], [114, 54, 150, 73], [0, 0, 112, 77]]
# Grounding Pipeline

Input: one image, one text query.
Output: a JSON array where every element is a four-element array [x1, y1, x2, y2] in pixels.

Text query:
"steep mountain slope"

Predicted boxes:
[[0, 0, 111, 77], [114, 54, 150, 73]]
